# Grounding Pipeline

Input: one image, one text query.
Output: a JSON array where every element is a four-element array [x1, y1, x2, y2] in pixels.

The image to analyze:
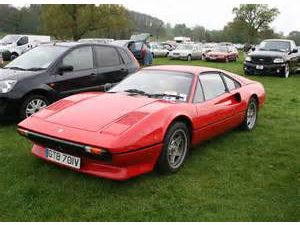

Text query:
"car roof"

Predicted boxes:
[[41, 41, 123, 49], [263, 39, 293, 42], [143, 65, 221, 75]]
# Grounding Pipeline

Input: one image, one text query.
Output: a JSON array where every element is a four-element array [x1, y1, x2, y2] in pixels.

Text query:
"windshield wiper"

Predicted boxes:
[[124, 89, 151, 96], [25, 67, 46, 71], [4, 66, 26, 71], [150, 93, 184, 100]]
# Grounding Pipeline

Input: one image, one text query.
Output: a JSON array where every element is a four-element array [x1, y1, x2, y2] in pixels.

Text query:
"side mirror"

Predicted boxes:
[[292, 48, 298, 53], [57, 65, 73, 75], [251, 47, 256, 51], [104, 83, 112, 92]]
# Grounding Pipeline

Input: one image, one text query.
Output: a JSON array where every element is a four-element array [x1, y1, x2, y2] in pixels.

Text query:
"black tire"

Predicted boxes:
[[10, 53, 19, 61], [20, 94, 49, 120], [241, 97, 258, 131], [156, 122, 191, 174]]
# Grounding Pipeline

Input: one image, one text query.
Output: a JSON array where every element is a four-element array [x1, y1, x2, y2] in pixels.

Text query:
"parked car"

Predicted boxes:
[[161, 42, 177, 51], [205, 46, 238, 62], [0, 42, 139, 120], [78, 38, 114, 44], [111, 40, 151, 65], [18, 65, 265, 180], [0, 34, 51, 61], [150, 43, 169, 57], [244, 39, 300, 78], [168, 44, 204, 61]]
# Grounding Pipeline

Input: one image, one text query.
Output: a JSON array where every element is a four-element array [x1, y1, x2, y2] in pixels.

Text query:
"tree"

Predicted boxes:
[[191, 26, 206, 42], [288, 31, 300, 45], [40, 4, 130, 40], [232, 4, 279, 43], [173, 24, 191, 37]]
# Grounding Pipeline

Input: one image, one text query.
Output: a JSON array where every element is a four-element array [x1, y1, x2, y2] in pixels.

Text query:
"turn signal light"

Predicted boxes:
[[17, 128, 28, 137], [85, 146, 105, 155]]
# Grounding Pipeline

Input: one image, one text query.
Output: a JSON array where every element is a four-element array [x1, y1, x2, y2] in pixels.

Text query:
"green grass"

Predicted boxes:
[[0, 55, 299, 221]]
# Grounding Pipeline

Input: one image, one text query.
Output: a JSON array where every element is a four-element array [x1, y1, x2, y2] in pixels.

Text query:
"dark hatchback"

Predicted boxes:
[[244, 39, 300, 78], [0, 42, 139, 120]]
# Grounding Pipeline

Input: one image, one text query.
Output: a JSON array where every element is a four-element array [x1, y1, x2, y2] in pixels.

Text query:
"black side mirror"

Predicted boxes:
[[57, 65, 73, 75], [292, 48, 298, 53], [104, 83, 112, 92], [251, 47, 256, 51]]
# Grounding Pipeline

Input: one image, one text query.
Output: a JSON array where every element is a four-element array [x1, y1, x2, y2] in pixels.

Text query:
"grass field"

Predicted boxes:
[[0, 55, 299, 221]]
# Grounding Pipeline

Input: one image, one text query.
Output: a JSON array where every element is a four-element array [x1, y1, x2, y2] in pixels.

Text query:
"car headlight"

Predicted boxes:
[[245, 56, 251, 62], [0, 80, 17, 93], [273, 58, 284, 63]]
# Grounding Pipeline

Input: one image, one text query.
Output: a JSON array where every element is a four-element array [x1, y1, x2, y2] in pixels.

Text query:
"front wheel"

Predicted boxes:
[[20, 95, 49, 120], [156, 122, 191, 174], [241, 97, 258, 131], [283, 63, 290, 78]]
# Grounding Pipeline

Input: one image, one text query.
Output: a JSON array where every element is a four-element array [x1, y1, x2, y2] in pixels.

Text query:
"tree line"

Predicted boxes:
[[0, 4, 299, 45]]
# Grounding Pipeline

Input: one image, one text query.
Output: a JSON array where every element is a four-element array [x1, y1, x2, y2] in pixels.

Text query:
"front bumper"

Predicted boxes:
[[169, 54, 188, 60], [0, 97, 20, 119], [244, 62, 286, 75], [31, 143, 163, 180], [206, 56, 226, 62]]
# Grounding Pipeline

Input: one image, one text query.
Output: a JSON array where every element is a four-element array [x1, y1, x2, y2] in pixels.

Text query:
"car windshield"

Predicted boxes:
[[213, 46, 228, 52], [0, 35, 21, 44], [109, 70, 193, 102], [259, 41, 291, 52], [177, 44, 193, 50], [5, 45, 67, 71]]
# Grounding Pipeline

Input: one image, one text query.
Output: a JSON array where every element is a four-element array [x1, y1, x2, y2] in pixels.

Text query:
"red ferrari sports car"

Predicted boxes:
[[18, 65, 265, 180], [205, 46, 238, 62]]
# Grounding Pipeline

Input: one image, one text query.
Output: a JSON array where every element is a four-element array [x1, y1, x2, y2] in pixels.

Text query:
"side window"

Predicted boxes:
[[17, 36, 28, 46], [193, 79, 204, 103], [200, 73, 226, 100], [94, 46, 121, 67], [63, 46, 93, 71], [119, 48, 131, 64], [223, 74, 241, 91]]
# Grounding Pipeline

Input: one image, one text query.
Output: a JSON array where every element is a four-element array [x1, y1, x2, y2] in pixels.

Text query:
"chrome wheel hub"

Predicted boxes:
[[167, 129, 188, 169], [246, 101, 257, 129], [25, 99, 47, 118]]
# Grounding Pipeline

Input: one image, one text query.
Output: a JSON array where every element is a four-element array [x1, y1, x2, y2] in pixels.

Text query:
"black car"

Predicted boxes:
[[0, 42, 139, 120], [244, 39, 300, 78]]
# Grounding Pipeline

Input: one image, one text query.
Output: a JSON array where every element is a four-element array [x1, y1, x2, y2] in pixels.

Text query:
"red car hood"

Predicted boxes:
[[33, 93, 160, 132]]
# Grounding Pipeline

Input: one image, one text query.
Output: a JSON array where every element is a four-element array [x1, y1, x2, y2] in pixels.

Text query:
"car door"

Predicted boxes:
[[51, 45, 98, 97], [16, 36, 29, 54], [94, 45, 128, 89], [193, 72, 242, 142]]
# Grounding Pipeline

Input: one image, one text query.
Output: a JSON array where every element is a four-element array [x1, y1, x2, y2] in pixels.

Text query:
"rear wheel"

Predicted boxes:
[[10, 53, 19, 61], [20, 95, 49, 120], [241, 97, 258, 131], [157, 122, 191, 174]]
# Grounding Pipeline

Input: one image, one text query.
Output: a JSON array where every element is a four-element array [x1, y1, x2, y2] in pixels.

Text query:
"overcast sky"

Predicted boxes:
[[10, 0, 300, 35]]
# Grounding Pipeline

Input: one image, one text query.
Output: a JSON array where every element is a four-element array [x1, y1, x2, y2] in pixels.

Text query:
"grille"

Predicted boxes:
[[251, 56, 273, 64], [27, 132, 112, 162]]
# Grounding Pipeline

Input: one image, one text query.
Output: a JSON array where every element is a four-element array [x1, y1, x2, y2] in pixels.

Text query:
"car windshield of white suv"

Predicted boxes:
[[5, 45, 67, 71], [177, 44, 193, 50], [259, 41, 290, 52], [0, 35, 21, 44], [109, 70, 193, 102]]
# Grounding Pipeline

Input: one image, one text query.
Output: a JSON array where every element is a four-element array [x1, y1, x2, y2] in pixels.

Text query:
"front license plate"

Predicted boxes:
[[45, 148, 81, 169], [256, 65, 264, 70]]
